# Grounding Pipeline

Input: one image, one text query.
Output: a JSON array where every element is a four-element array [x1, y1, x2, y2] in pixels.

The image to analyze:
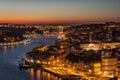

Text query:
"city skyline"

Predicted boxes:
[[0, 0, 120, 24]]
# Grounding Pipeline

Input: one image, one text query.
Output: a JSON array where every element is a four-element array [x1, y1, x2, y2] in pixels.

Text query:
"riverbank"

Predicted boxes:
[[43, 65, 88, 79], [0, 38, 30, 46], [19, 60, 87, 80], [42, 67, 82, 80], [19, 63, 85, 80]]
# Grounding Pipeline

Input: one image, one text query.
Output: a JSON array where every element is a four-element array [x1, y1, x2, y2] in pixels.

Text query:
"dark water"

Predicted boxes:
[[0, 36, 60, 80]]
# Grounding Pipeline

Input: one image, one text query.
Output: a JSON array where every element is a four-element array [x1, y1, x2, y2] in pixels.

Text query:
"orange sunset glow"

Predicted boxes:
[[0, 0, 120, 24]]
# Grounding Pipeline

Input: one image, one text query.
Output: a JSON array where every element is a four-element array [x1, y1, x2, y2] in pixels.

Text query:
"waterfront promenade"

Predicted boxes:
[[43, 66, 87, 79], [0, 39, 30, 46]]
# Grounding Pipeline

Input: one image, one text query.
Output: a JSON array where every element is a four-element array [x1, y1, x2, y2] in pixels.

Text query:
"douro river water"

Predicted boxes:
[[0, 36, 61, 80]]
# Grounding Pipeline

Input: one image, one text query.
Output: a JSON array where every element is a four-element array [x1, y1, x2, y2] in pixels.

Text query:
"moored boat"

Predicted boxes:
[[19, 63, 30, 69]]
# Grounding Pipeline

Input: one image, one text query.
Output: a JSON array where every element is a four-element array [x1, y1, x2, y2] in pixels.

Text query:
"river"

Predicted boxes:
[[0, 36, 61, 80]]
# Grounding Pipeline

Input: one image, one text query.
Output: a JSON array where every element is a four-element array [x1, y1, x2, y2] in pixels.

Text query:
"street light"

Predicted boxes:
[[30, 59, 34, 63], [36, 60, 40, 64]]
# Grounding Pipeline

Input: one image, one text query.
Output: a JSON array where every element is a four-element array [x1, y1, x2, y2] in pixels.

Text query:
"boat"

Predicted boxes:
[[19, 63, 30, 69], [19, 58, 30, 69]]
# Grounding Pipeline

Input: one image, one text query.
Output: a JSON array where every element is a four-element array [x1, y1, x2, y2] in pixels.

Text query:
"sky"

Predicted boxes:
[[0, 0, 120, 24]]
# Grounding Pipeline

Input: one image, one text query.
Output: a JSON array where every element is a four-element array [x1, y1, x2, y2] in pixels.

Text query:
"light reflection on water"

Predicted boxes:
[[0, 36, 60, 80], [28, 68, 61, 80], [36, 69, 40, 80], [3, 45, 7, 54]]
